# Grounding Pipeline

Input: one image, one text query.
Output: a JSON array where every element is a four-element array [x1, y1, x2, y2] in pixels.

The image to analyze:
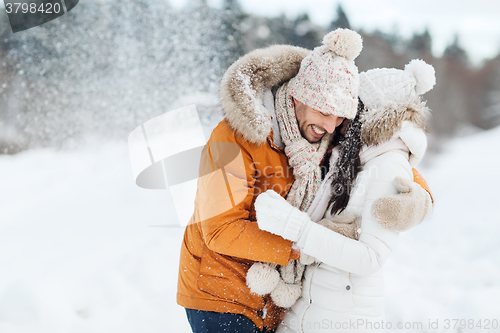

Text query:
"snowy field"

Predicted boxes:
[[1, 126, 499, 333]]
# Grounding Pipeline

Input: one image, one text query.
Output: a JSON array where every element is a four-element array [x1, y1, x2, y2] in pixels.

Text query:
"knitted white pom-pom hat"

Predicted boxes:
[[359, 59, 436, 113], [288, 28, 363, 119]]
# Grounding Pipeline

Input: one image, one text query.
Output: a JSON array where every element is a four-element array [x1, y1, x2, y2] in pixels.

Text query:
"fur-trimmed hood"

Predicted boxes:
[[359, 96, 430, 166], [359, 120, 427, 167], [360, 97, 430, 146], [220, 45, 310, 144]]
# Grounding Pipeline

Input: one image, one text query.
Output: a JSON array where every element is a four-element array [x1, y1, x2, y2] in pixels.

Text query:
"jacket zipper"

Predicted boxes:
[[300, 263, 320, 333]]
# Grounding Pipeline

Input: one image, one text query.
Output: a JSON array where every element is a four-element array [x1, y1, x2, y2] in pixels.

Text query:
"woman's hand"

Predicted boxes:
[[255, 190, 309, 242], [372, 176, 433, 231], [318, 215, 361, 240]]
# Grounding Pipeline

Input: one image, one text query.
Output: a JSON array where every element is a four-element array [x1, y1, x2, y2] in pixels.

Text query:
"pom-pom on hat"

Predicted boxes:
[[359, 59, 436, 113], [288, 28, 363, 119]]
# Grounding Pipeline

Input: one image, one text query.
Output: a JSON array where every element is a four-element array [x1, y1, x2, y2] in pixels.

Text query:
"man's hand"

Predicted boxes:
[[372, 176, 433, 232], [255, 190, 309, 242]]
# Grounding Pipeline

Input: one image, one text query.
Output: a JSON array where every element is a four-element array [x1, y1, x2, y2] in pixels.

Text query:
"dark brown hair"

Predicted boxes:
[[328, 99, 365, 215]]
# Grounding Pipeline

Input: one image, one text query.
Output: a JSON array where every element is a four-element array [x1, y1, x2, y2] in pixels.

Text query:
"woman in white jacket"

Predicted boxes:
[[254, 60, 436, 333]]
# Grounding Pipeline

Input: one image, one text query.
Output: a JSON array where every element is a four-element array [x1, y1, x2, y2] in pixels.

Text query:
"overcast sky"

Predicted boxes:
[[172, 0, 500, 65]]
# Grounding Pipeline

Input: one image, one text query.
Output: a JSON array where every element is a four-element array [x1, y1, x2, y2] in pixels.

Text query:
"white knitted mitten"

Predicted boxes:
[[255, 190, 310, 242]]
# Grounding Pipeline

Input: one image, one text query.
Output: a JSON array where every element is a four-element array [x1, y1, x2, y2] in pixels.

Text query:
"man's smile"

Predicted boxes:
[[310, 124, 326, 138]]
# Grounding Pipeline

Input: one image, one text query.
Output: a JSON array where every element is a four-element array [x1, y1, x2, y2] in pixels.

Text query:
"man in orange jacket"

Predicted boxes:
[[177, 28, 433, 333]]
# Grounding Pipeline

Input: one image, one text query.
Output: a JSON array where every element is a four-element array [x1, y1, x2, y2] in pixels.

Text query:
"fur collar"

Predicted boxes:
[[220, 45, 310, 144], [360, 97, 430, 146], [359, 121, 427, 167]]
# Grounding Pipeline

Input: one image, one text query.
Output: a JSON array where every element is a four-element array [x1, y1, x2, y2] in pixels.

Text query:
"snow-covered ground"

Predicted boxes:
[[0, 140, 190, 333], [1, 126, 499, 333]]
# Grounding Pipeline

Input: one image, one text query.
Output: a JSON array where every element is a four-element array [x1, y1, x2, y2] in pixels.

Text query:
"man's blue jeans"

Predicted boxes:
[[185, 308, 277, 333]]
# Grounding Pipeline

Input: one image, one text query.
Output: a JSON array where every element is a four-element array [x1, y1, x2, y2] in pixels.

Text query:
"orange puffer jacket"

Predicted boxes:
[[177, 119, 299, 330], [177, 45, 310, 331]]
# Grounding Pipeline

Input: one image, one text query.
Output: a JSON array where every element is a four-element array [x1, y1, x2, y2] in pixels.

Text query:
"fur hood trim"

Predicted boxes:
[[361, 97, 430, 146], [358, 121, 427, 167], [220, 45, 311, 144]]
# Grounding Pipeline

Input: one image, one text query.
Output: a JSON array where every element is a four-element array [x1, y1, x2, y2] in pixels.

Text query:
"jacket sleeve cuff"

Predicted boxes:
[[290, 247, 301, 260], [295, 220, 312, 250], [283, 209, 309, 242]]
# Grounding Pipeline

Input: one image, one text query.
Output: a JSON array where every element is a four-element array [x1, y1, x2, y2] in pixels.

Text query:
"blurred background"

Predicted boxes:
[[1, 0, 500, 152], [0, 1, 499, 332]]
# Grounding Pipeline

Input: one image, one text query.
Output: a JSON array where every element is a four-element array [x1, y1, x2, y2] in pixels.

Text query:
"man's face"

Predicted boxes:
[[293, 97, 344, 143]]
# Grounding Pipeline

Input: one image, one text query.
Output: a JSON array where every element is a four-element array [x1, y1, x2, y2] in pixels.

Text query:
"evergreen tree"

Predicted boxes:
[[221, 0, 245, 68], [329, 4, 351, 30], [476, 53, 500, 128], [290, 13, 320, 49], [444, 34, 468, 64], [266, 14, 291, 46], [408, 28, 432, 55], [1, 0, 234, 147], [223, 0, 242, 12]]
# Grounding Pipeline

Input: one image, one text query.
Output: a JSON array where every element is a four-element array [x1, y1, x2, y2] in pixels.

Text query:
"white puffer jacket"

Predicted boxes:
[[277, 121, 427, 333]]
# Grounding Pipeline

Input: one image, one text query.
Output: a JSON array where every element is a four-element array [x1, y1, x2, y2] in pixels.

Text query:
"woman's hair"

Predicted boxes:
[[328, 99, 365, 215]]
